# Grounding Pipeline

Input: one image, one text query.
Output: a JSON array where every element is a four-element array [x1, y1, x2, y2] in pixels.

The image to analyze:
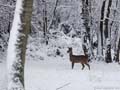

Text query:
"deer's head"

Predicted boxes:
[[67, 47, 72, 53]]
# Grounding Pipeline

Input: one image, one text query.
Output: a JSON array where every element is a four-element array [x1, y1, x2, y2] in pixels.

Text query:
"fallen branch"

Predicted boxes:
[[56, 83, 71, 90]]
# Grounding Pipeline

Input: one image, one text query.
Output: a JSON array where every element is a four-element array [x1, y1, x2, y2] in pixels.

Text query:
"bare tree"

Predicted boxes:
[[7, 0, 33, 89], [48, 0, 59, 29], [96, 0, 107, 61], [81, 0, 94, 61], [104, 0, 112, 63]]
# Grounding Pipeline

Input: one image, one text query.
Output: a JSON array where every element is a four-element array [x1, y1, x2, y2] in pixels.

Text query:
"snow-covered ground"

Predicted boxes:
[[1, 57, 120, 90], [1, 33, 120, 90], [0, 61, 7, 90], [25, 57, 120, 90]]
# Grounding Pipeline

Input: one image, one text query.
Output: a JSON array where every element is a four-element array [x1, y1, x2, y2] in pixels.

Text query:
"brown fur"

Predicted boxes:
[[67, 47, 90, 70]]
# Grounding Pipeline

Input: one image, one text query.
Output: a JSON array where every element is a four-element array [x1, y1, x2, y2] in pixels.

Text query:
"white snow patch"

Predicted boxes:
[[7, 0, 24, 89]]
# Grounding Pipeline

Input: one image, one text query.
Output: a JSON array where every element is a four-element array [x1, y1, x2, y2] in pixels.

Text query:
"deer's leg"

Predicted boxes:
[[81, 64, 85, 70], [72, 62, 74, 69], [85, 63, 90, 70]]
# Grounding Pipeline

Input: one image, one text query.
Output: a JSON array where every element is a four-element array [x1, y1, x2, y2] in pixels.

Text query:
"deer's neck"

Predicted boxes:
[[69, 51, 73, 58], [85, 54, 88, 57]]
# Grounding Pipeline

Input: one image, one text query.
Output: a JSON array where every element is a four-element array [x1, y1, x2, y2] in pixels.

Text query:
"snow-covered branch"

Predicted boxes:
[[0, 4, 15, 8]]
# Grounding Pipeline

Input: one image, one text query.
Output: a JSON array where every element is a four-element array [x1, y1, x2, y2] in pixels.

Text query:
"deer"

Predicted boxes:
[[67, 47, 90, 70]]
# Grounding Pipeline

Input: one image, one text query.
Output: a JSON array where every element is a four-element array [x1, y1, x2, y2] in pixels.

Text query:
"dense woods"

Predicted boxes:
[[0, 0, 120, 89], [0, 0, 119, 63]]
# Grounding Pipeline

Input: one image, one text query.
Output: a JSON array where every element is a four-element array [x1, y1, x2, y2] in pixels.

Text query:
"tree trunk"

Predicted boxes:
[[104, 0, 112, 63], [112, 0, 119, 62], [81, 0, 94, 61], [114, 37, 120, 62], [100, 0, 106, 51], [7, 0, 33, 89], [42, 0, 48, 45], [81, 0, 89, 57], [48, 0, 59, 29], [116, 38, 120, 62]]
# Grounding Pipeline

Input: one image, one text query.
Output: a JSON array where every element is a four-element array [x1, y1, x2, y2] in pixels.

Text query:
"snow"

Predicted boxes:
[[1, 57, 120, 90], [3, 29, 120, 90], [27, 60, 120, 90], [0, 61, 7, 90], [7, 0, 24, 89], [1, 34, 120, 90], [7, 0, 23, 71], [1, 0, 120, 89], [25, 58, 120, 90]]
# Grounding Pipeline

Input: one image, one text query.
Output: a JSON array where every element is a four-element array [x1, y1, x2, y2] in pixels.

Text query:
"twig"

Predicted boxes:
[[56, 83, 71, 90], [0, 4, 15, 8]]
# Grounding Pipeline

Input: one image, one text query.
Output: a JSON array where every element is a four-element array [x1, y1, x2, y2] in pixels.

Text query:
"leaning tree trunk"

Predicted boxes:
[[7, 0, 33, 90]]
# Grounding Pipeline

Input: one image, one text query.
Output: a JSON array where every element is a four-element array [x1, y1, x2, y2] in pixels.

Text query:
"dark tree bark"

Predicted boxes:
[[42, 0, 48, 45], [117, 38, 120, 62], [104, 0, 112, 39], [104, 0, 112, 63], [99, 0, 106, 55], [81, 0, 94, 61]]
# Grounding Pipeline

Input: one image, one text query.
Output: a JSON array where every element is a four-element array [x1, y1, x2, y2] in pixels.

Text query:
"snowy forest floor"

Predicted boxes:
[[1, 57, 120, 90], [0, 34, 120, 90]]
